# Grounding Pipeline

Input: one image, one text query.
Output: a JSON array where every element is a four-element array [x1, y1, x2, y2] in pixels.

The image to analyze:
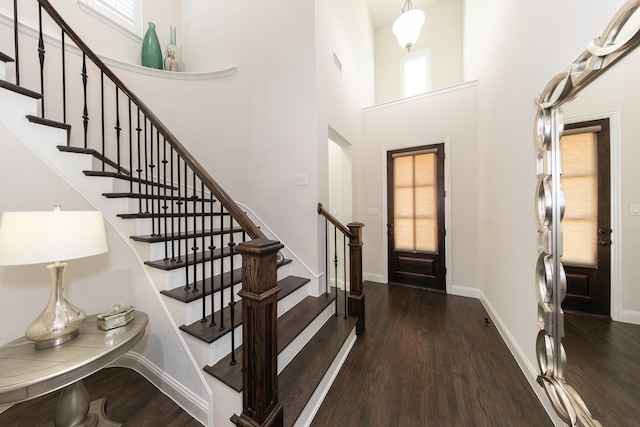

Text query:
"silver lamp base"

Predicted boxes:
[[25, 262, 86, 349]]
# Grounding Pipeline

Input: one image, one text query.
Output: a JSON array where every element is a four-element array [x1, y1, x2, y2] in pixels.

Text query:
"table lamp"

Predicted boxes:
[[0, 205, 108, 349]]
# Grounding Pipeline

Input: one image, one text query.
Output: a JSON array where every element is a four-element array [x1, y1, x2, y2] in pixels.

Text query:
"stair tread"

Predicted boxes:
[[178, 275, 310, 343], [145, 246, 232, 271], [161, 268, 243, 303], [131, 226, 243, 243], [118, 211, 226, 219], [204, 290, 337, 392], [280, 314, 357, 427], [103, 191, 216, 203], [0, 80, 41, 99], [26, 114, 70, 130], [84, 170, 178, 190], [57, 145, 130, 175], [0, 52, 14, 63]]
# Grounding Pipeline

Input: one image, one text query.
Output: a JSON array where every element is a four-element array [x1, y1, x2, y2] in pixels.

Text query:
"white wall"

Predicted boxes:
[[179, 0, 321, 276], [562, 47, 640, 323], [475, 0, 629, 423], [360, 82, 480, 291], [374, 0, 463, 104]]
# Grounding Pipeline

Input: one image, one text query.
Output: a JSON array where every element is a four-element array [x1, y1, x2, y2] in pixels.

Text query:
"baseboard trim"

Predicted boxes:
[[477, 291, 564, 426], [621, 309, 640, 325], [111, 352, 208, 425]]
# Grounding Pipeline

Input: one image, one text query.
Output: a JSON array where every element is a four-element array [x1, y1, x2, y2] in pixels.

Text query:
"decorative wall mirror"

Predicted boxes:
[[533, 1, 640, 425]]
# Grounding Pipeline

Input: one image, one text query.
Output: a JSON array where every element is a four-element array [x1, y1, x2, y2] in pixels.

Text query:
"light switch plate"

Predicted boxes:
[[631, 204, 640, 216]]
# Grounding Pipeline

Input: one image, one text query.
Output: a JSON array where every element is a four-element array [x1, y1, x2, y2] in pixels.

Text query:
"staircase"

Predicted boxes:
[[0, 2, 363, 426]]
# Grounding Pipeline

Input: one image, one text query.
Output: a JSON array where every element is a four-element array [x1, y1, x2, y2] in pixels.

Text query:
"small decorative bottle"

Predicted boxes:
[[164, 25, 179, 72], [141, 22, 163, 69]]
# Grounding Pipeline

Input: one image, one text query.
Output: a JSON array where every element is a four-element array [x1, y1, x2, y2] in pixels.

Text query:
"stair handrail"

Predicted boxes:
[[317, 203, 355, 238], [35, 0, 265, 241], [317, 203, 365, 335]]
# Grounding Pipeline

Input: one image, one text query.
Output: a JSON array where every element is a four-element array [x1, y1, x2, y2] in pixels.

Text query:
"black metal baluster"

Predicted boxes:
[[155, 129, 162, 237], [191, 176, 199, 293], [218, 200, 225, 332], [135, 107, 143, 213], [169, 146, 176, 262], [81, 54, 88, 149], [343, 234, 348, 319], [114, 87, 121, 171], [183, 160, 190, 291], [208, 199, 216, 327], [143, 118, 150, 214], [61, 30, 66, 123], [200, 181, 206, 323], [162, 138, 169, 260], [325, 218, 329, 297], [334, 225, 338, 316], [149, 126, 156, 236], [128, 99, 133, 193], [100, 72, 105, 170], [13, 0, 20, 86], [37, 5, 45, 117], [176, 155, 183, 264], [228, 240, 237, 366]]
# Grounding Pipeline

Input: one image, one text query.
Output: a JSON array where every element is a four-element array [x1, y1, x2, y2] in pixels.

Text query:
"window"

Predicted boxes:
[[402, 50, 431, 98], [78, 0, 142, 38]]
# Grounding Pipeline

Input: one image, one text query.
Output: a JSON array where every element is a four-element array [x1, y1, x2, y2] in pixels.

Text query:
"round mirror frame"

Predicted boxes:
[[533, 1, 640, 425]]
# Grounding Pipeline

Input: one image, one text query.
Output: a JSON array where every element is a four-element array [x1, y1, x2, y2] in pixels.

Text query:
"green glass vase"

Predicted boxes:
[[141, 22, 163, 69]]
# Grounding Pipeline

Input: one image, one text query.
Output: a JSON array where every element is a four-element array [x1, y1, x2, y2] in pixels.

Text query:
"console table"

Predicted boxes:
[[0, 311, 148, 426]]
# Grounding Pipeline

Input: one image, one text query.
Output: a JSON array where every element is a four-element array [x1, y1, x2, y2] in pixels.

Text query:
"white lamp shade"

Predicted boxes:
[[0, 209, 108, 266], [392, 9, 426, 50]]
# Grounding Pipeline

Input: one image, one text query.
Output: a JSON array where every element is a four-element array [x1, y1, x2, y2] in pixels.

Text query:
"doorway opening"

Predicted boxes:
[[561, 118, 611, 317], [328, 130, 353, 290], [386, 143, 446, 291]]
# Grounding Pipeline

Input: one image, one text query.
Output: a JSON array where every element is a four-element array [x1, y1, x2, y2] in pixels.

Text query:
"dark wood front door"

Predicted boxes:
[[561, 118, 611, 316], [387, 144, 445, 290]]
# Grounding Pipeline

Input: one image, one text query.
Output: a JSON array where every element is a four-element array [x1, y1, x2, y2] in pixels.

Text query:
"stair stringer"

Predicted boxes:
[[0, 90, 213, 426]]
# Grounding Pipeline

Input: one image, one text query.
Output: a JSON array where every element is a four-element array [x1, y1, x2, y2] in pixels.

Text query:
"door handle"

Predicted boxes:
[[599, 228, 613, 234], [599, 240, 612, 246]]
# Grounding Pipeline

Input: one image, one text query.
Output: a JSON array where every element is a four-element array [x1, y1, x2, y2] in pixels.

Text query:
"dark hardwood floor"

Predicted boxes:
[[563, 312, 640, 426], [0, 367, 202, 426], [14, 282, 633, 426], [310, 281, 552, 427]]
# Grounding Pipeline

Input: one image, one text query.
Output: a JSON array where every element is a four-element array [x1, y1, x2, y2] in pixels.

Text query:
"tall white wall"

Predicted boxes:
[[374, 0, 463, 104], [562, 47, 640, 323], [360, 83, 481, 292], [476, 0, 629, 423], [179, 0, 320, 274]]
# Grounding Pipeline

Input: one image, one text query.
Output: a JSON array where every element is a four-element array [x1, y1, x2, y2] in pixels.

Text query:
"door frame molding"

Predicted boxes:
[[380, 138, 453, 294], [565, 110, 622, 322]]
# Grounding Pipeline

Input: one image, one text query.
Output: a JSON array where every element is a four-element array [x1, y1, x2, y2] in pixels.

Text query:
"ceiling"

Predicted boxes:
[[366, 0, 448, 29]]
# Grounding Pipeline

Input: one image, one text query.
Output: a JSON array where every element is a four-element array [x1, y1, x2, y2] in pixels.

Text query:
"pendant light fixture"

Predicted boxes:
[[392, 0, 425, 51]]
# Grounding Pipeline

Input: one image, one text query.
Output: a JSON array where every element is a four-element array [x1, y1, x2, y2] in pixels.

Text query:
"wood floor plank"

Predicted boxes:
[[0, 367, 202, 426], [310, 282, 552, 427]]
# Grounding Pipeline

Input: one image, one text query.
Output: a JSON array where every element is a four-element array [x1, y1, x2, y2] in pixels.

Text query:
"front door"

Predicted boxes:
[[561, 118, 611, 316], [387, 144, 446, 290]]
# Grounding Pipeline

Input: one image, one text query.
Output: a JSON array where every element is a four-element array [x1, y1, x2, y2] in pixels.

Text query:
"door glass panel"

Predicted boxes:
[[560, 132, 598, 266], [393, 152, 437, 252]]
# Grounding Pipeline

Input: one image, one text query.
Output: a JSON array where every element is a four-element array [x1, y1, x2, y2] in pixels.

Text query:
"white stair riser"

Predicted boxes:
[[144, 256, 242, 291], [129, 215, 231, 236], [145, 234, 245, 261]]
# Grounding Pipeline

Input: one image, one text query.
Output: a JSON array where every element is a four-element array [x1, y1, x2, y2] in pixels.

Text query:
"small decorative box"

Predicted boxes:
[[97, 304, 135, 330]]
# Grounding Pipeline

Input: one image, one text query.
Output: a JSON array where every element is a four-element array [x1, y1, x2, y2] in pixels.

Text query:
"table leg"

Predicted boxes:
[[54, 381, 98, 427]]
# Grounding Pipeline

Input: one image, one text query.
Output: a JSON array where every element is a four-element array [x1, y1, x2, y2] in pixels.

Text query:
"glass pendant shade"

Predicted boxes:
[[392, 9, 425, 51]]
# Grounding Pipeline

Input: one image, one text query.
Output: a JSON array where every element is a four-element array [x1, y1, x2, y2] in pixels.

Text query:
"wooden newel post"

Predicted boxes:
[[347, 222, 365, 336], [235, 238, 284, 427]]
